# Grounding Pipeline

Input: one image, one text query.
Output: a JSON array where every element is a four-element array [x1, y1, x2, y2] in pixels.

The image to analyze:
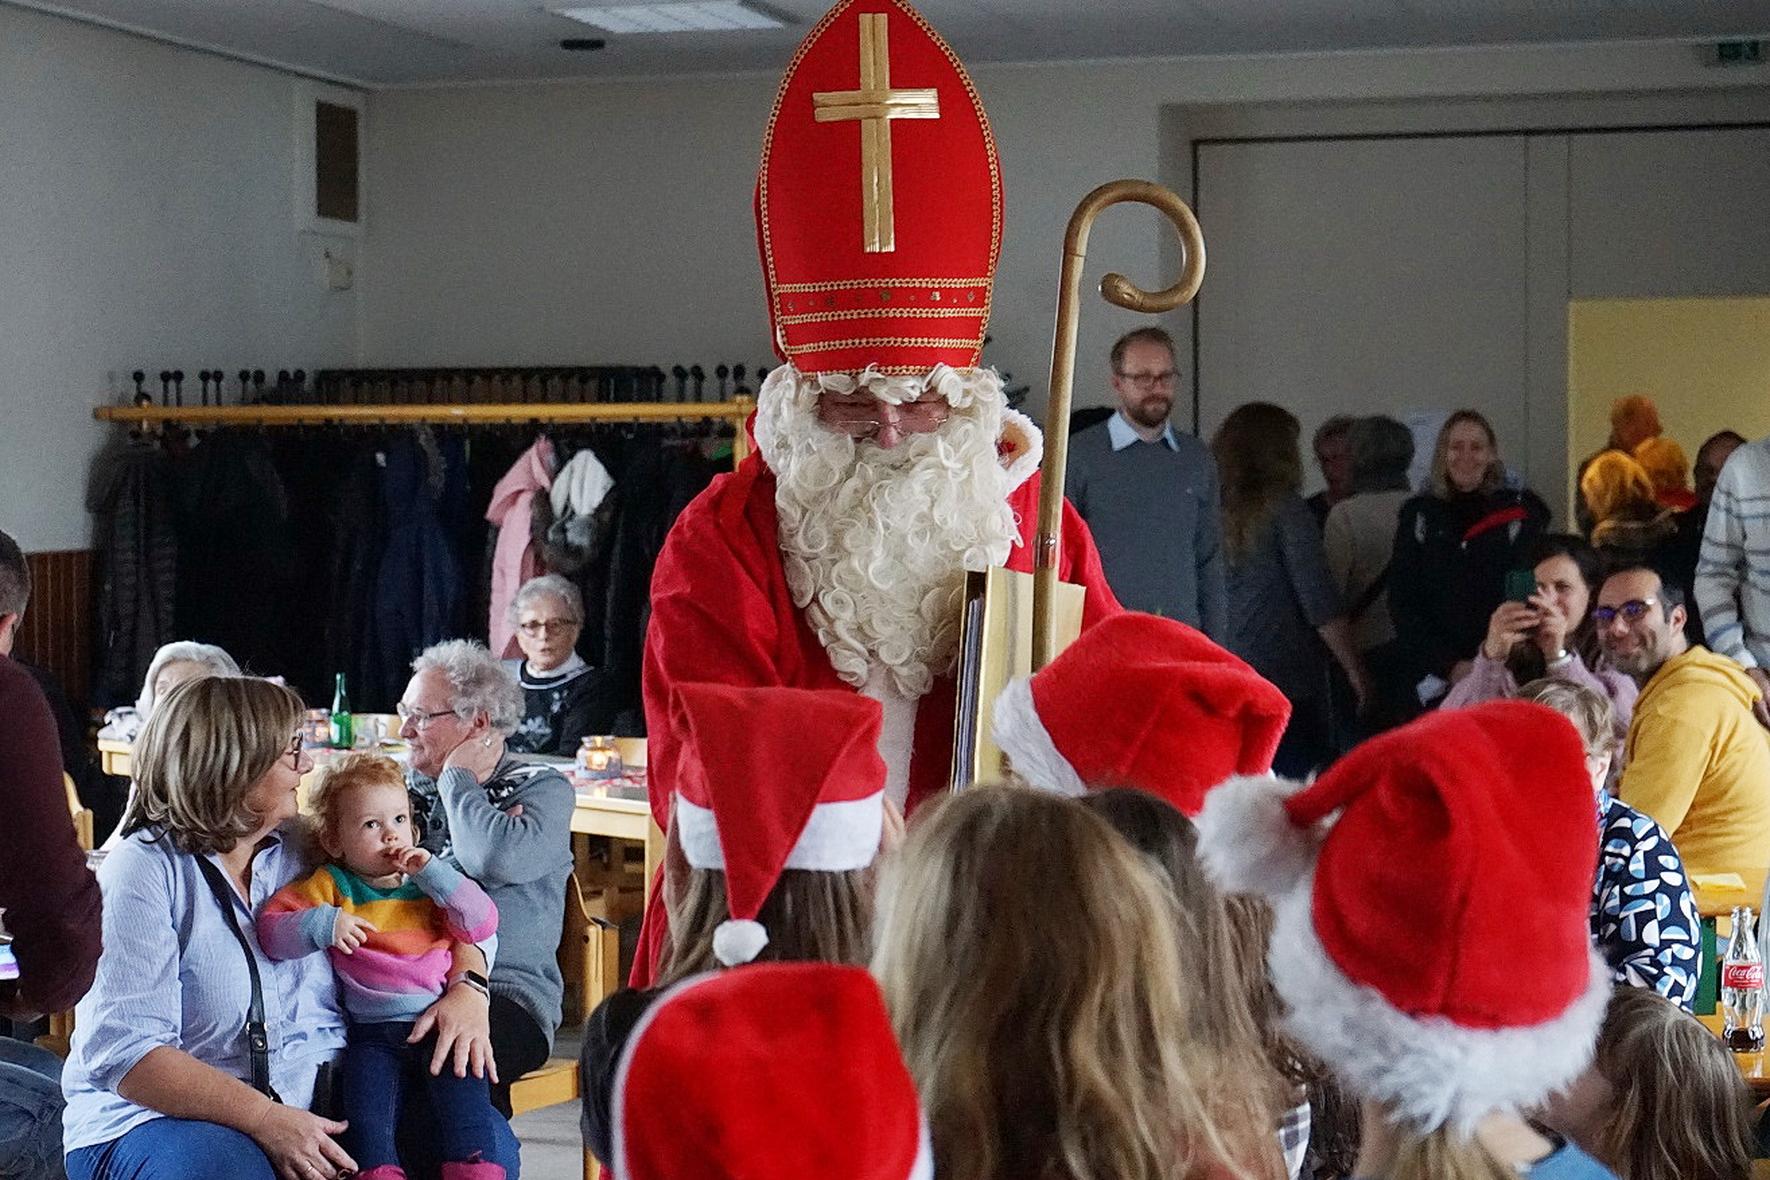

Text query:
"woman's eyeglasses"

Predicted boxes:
[[1591, 597, 1659, 627], [518, 618, 579, 636], [286, 733, 306, 767], [396, 704, 457, 728]]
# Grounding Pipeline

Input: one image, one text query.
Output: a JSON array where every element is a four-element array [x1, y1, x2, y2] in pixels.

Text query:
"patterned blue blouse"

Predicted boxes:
[[1591, 792, 1700, 1010]]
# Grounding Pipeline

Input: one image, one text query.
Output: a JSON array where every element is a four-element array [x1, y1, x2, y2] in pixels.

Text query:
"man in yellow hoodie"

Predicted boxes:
[[1599, 563, 1770, 878]]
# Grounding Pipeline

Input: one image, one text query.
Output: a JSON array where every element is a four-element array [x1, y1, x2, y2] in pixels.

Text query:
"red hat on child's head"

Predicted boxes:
[[991, 611, 1291, 816], [614, 963, 931, 1180], [756, 0, 1001, 375], [672, 683, 886, 966], [1196, 700, 1608, 1133]]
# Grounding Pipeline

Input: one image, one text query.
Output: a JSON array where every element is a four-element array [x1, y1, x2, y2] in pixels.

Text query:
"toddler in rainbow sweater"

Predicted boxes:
[[258, 752, 503, 1180]]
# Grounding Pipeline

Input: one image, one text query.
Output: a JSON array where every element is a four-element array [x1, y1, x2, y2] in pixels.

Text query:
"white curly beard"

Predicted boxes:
[[754, 363, 1021, 700]]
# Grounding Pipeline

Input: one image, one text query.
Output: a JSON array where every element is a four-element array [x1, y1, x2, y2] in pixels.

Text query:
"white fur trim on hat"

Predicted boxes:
[[991, 676, 1086, 796], [713, 919, 771, 967], [611, 972, 717, 1180], [674, 791, 886, 873], [1195, 773, 1317, 897], [1267, 871, 1611, 1134]]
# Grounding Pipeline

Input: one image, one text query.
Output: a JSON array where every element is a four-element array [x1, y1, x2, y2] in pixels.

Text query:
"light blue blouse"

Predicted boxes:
[[60, 824, 348, 1154]]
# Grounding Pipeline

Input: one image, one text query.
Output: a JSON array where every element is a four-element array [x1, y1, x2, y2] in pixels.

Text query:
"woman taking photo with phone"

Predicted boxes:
[[1441, 534, 1637, 741]]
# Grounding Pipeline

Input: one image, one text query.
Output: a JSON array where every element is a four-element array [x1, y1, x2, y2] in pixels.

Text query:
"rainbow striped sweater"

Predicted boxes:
[[257, 858, 498, 1023]]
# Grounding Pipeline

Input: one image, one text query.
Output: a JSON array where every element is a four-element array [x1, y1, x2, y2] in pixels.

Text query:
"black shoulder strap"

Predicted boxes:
[[194, 855, 281, 1103]]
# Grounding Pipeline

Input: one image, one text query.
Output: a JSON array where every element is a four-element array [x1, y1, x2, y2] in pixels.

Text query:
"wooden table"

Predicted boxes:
[[97, 737, 131, 778], [572, 787, 664, 894], [1697, 1012, 1770, 1096], [1693, 871, 1769, 921]]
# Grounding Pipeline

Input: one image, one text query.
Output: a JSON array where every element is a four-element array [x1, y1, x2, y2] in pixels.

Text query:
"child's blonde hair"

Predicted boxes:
[[1517, 678, 1614, 759], [1588, 987, 1754, 1180], [306, 752, 408, 839]]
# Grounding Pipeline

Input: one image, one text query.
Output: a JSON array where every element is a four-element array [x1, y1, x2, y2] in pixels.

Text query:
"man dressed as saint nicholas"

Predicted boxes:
[[634, 0, 1121, 983]]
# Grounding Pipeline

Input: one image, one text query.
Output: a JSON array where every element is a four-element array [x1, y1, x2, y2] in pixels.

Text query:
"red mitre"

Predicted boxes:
[[756, 0, 1002, 376]]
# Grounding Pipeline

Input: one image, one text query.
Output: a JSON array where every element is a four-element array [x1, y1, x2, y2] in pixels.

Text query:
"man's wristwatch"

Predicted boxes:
[[447, 970, 491, 999]]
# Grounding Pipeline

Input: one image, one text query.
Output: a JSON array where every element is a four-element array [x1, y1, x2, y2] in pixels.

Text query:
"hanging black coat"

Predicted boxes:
[[86, 435, 178, 707]]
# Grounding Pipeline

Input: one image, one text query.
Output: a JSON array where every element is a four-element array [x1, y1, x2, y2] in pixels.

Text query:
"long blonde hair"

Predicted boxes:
[[659, 866, 873, 986], [1212, 402, 1303, 564], [126, 675, 304, 855], [1588, 987, 1753, 1180], [874, 786, 1274, 1180]]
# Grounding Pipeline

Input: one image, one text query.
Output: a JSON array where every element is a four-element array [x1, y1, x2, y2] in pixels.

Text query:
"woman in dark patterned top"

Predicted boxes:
[[502, 575, 620, 756], [1519, 677, 1699, 1010]]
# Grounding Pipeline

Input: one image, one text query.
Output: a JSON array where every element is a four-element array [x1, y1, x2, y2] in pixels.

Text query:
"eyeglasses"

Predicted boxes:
[[396, 703, 458, 728], [285, 733, 307, 768], [817, 394, 951, 439], [1116, 369, 1177, 392], [518, 618, 579, 636], [1592, 597, 1660, 627]]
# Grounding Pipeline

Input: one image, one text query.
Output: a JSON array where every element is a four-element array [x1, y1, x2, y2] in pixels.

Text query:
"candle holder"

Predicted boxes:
[[578, 735, 624, 782]]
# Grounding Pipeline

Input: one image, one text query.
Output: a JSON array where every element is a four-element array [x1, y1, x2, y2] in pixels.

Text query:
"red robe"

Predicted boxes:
[[632, 420, 1120, 984]]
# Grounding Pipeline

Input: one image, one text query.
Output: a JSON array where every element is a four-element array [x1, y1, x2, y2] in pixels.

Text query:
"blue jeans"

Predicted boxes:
[[65, 1118, 275, 1180], [0, 1037, 66, 1180], [346, 1021, 507, 1172], [65, 1107, 522, 1180]]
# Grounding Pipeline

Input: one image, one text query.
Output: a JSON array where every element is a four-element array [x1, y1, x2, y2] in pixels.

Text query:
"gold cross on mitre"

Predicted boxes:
[[811, 12, 940, 253]]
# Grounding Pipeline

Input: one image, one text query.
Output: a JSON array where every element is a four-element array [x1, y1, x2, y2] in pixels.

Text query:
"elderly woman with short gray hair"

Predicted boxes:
[[397, 639, 574, 1112], [503, 575, 620, 756]]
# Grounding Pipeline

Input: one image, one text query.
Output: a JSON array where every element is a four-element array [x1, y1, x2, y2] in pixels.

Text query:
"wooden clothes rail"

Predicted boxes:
[[92, 397, 757, 464]]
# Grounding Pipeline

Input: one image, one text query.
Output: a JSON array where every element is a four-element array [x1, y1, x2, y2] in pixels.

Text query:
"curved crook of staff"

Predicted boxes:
[[1032, 179, 1207, 671]]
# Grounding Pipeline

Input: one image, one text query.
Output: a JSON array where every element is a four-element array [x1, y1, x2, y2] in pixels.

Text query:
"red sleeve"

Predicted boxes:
[[641, 461, 797, 831], [0, 657, 101, 1017]]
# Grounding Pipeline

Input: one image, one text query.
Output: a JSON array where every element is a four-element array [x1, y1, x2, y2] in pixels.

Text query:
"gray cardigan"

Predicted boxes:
[[409, 755, 574, 1045]]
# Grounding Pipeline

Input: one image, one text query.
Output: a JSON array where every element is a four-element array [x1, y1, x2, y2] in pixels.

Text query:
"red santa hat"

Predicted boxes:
[[1195, 700, 1608, 1133], [991, 611, 1291, 815], [756, 0, 1001, 375], [613, 963, 932, 1180], [671, 683, 886, 967]]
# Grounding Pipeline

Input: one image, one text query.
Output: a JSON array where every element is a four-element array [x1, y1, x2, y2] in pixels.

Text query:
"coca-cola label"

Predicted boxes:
[[1723, 961, 1765, 991]]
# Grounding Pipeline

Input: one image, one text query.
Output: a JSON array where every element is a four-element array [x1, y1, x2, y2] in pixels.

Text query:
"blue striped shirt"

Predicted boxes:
[[60, 824, 347, 1154], [1696, 436, 1770, 671]]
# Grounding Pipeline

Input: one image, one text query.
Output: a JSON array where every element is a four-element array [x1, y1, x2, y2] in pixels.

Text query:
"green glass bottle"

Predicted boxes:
[[330, 673, 354, 749]]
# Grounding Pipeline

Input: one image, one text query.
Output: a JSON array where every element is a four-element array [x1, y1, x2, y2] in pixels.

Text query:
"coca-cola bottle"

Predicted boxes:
[[1723, 905, 1765, 1052]]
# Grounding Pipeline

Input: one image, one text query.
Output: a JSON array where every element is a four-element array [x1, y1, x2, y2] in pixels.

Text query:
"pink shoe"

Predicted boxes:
[[356, 1168, 409, 1180], [440, 1160, 506, 1180]]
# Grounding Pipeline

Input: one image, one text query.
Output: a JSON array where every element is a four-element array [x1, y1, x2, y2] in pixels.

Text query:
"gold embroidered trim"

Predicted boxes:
[[772, 277, 991, 293], [777, 307, 985, 325], [786, 334, 985, 354]]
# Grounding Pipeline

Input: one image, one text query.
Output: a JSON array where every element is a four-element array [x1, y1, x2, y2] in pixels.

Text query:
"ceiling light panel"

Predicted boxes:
[[555, 2, 783, 33]]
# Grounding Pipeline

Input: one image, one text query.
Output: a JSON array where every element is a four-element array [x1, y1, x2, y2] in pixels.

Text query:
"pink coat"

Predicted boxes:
[[486, 437, 555, 658]]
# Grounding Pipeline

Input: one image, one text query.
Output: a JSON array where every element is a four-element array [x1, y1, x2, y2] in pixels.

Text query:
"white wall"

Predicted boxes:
[[360, 39, 1768, 428], [0, 5, 361, 551]]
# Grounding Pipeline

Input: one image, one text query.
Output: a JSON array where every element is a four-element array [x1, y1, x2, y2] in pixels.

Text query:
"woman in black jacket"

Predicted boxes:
[[1389, 410, 1549, 705]]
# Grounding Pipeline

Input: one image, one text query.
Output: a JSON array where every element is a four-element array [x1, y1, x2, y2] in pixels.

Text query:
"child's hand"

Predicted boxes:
[[391, 845, 431, 875], [332, 912, 378, 955]]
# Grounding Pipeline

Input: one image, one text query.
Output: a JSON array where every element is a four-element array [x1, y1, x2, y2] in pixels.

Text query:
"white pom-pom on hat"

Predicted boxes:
[[713, 919, 771, 967], [1194, 773, 1317, 898]]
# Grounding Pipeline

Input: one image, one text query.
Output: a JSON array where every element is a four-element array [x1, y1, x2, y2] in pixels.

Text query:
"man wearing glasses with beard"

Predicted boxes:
[[1598, 562, 1770, 880], [1064, 326, 1227, 640]]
